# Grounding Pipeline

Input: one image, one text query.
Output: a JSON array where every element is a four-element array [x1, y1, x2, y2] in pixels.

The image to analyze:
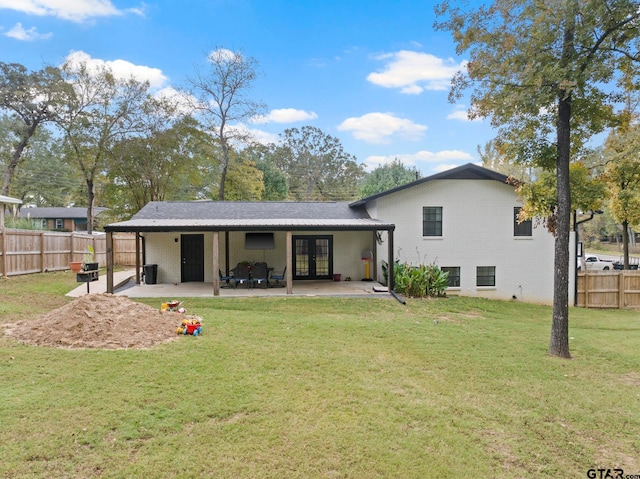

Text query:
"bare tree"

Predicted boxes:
[[58, 59, 149, 233], [187, 48, 266, 200]]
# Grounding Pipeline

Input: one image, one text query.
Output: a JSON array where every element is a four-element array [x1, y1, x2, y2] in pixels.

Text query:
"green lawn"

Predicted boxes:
[[1, 272, 639, 478]]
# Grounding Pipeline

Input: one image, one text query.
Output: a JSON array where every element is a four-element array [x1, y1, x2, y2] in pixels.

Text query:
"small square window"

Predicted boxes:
[[423, 206, 442, 236], [55, 219, 64, 229], [514, 207, 532, 236], [441, 267, 460, 287], [477, 266, 495, 287]]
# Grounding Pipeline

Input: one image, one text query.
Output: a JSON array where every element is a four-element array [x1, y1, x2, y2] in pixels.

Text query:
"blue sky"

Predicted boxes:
[[0, 0, 497, 176]]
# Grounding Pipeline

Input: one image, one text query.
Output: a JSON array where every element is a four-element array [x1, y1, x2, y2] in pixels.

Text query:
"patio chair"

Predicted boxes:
[[270, 266, 286, 287], [233, 263, 251, 288], [219, 269, 234, 288], [251, 262, 269, 288]]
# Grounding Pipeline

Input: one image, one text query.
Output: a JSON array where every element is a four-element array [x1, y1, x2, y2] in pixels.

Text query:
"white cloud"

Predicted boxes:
[[338, 112, 427, 144], [367, 50, 466, 94], [363, 149, 474, 171], [251, 108, 318, 124], [208, 48, 238, 63], [0, 0, 143, 22], [4, 22, 52, 40], [64, 51, 168, 89], [447, 105, 482, 122]]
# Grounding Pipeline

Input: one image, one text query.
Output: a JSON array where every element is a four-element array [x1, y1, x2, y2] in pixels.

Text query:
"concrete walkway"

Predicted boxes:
[[66, 269, 137, 297]]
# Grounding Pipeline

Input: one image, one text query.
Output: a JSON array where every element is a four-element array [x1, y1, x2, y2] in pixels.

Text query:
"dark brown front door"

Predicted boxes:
[[293, 235, 333, 280], [181, 234, 204, 282]]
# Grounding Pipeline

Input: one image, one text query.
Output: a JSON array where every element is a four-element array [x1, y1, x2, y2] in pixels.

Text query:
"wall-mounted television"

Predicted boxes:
[[245, 232, 274, 250]]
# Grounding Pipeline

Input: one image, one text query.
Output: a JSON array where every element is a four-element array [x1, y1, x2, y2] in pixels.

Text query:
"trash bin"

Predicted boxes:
[[143, 264, 158, 284]]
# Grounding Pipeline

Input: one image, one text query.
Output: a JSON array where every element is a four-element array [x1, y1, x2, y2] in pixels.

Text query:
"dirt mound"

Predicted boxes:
[[4, 294, 200, 349]]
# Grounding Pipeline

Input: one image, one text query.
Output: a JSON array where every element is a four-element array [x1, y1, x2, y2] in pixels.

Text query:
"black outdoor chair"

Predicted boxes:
[[252, 262, 269, 288], [270, 266, 286, 287], [219, 269, 234, 288], [233, 263, 251, 288]]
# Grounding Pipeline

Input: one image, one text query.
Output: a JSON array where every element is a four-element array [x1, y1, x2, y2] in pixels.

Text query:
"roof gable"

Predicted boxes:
[[350, 163, 510, 206]]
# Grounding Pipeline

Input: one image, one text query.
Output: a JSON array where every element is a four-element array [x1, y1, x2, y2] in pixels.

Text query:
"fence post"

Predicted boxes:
[[0, 228, 5, 278], [584, 272, 589, 308], [619, 271, 625, 309], [40, 231, 45, 272]]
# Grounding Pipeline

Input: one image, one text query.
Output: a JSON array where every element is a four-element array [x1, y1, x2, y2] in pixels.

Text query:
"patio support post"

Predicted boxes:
[[106, 231, 114, 293], [213, 231, 220, 296], [387, 228, 395, 291], [286, 230, 293, 295], [372, 230, 378, 281], [135, 232, 141, 284]]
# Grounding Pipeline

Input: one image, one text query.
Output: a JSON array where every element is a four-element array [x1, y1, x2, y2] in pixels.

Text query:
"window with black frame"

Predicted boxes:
[[514, 207, 532, 236], [423, 206, 442, 236], [441, 266, 460, 287], [477, 266, 495, 287]]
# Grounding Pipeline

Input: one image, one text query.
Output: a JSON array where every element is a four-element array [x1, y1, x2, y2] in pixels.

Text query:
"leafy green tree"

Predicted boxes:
[[224, 156, 264, 201], [242, 143, 288, 200], [277, 126, 365, 201], [11, 126, 79, 206], [359, 159, 420, 197], [516, 162, 605, 231], [186, 48, 266, 200], [0, 62, 68, 196], [603, 125, 640, 268], [105, 110, 216, 220], [436, 0, 640, 358]]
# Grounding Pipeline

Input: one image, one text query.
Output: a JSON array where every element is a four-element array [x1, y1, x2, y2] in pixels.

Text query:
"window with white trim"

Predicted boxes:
[[422, 206, 442, 236], [441, 266, 460, 287], [514, 207, 532, 236], [476, 266, 495, 287]]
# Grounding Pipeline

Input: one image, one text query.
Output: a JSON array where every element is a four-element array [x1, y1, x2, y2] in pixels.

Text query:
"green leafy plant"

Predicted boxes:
[[383, 260, 449, 298], [82, 245, 95, 266]]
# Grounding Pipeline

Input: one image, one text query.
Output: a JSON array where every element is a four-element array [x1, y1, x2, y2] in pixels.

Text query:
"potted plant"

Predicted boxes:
[[69, 260, 83, 273], [82, 245, 98, 271]]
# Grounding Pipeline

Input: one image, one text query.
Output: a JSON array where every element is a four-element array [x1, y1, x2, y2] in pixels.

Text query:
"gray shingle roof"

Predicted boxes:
[[19, 207, 107, 219], [105, 201, 394, 232]]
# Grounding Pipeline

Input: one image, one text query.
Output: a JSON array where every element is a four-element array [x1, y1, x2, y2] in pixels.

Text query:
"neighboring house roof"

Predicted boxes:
[[105, 201, 394, 232], [350, 162, 510, 207], [0, 195, 22, 205], [19, 207, 107, 220]]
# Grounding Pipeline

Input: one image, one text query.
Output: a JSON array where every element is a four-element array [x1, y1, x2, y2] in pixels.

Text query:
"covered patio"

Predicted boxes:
[[102, 201, 396, 297]]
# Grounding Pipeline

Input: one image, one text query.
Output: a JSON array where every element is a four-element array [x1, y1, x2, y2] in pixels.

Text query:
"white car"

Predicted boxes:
[[580, 255, 613, 271]]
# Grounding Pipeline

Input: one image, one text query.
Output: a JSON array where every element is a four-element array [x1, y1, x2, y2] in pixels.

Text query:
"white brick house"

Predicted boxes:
[[105, 163, 569, 303], [351, 163, 567, 304]]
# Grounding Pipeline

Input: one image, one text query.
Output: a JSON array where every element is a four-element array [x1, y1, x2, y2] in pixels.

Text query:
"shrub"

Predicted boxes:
[[383, 260, 449, 298]]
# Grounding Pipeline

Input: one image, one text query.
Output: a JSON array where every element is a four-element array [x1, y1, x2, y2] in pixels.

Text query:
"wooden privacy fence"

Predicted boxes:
[[0, 229, 137, 277], [577, 271, 640, 309]]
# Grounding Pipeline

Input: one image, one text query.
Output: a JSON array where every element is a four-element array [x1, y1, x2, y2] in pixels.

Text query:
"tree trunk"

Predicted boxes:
[[86, 178, 95, 235], [622, 220, 629, 269], [1, 122, 39, 196], [549, 92, 572, 359], [218, 140, 229, 201]]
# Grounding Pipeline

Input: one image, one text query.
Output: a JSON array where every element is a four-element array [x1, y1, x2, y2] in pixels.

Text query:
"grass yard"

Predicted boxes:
[[1, 271, 639, 478]]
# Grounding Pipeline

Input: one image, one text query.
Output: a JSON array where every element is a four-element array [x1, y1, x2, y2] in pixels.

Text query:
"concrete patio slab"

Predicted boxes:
[[67, 270, 392, 299]]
